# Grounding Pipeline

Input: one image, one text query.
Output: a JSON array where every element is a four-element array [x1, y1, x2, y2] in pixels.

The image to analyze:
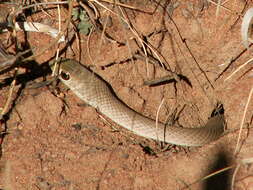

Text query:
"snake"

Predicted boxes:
[[51, 58, 225, 147]]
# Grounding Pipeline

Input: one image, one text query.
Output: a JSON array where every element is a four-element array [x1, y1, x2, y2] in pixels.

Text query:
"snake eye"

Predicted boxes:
[[60, 71, 70, 80]]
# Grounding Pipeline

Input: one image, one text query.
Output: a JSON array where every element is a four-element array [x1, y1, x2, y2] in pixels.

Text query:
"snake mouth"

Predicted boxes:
[[49, 57, 66, 70], [49, 58, 71, 79]]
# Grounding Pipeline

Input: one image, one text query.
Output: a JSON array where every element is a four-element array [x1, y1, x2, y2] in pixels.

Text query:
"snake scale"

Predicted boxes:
[[52, 58, 225, 147]]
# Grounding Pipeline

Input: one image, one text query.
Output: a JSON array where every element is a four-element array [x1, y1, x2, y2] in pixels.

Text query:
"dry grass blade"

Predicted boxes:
[[231, 164, 240, 190], [90, 0, 142, 11], [92, 0, 166, 70], [117, 5, 150, 76], [231, 157, 253, 190], [54, 0, 63, 73], [180, 157, 253, 190], [15, 1, 69, 12], [23, 0, 73, 62], [207, 0, 240, 14], [87, 27, 95, 66], [234, 86, 253, 155], [155, 98, 165, 142], [225, 58, 253, 81], [180, 165, 234, 190], [215, 0, 222, 17]]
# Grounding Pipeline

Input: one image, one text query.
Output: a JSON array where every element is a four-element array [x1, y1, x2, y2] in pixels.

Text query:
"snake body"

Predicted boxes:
[[54, 59, 225, 146]]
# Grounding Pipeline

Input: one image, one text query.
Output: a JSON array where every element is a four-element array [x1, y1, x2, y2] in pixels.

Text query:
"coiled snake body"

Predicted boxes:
[[53, 59, 225, 147]]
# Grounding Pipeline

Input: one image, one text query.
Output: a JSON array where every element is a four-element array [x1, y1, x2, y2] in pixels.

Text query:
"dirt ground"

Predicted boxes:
[[0, 0, 252, 190]]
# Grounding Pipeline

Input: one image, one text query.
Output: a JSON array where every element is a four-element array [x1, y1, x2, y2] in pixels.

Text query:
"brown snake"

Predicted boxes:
[[52, 58, 225, 147]]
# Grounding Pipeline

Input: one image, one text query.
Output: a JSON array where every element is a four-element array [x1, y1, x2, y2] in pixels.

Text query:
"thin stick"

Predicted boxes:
[[0, 68, 17, 120]]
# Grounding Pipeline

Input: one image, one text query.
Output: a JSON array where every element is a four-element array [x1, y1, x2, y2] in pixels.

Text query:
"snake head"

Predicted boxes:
[[49, 58, 94, 90], [49, 58, 78, 82]]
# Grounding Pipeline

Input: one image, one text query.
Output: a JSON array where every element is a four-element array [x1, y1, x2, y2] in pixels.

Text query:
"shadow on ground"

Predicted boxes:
[[203, 150, 232, 190]]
